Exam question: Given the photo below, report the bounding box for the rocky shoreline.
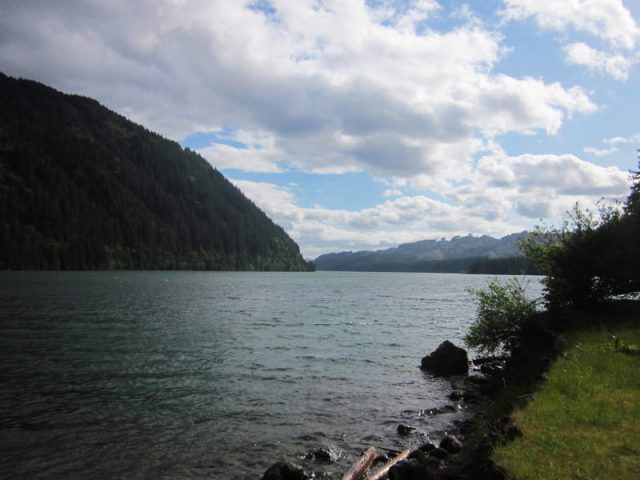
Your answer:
[262,317,558,480]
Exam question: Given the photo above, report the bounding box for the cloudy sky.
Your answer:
[2,0,639,259]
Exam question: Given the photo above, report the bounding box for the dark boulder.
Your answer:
[421,341,469,376]
[388,459,434,480]
[418,442,436,453]
[497,416,522,442]
[262,461,308,480]
[428,447,449,460]
[439,434,463,454]
[448,391,463,401]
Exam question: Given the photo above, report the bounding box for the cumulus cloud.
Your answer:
[196,131,284,172]
[583,146,619,157]
[564,42,635,80]
[232,147,630,257]
[0,0,597,181]
[604,133,640,145]
[464,148,630,222]
[232,179,525,258]
[475,147,629,193]
[501,0,639,49]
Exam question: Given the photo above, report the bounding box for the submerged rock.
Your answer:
[424,405,457,416]
[397,424,417,436]
[304,445,342,463]
[262,461,308,480]
[421,341,469,376]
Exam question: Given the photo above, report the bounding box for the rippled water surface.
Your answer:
[0,271,542,479]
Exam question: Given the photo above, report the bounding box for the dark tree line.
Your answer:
[467,256,539,275]
[522,158,640,310]
[0,73,313,271]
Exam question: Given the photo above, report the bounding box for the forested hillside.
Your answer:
[0,73,313,270]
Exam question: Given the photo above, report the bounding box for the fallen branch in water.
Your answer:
[341,447,377,480]
[365,449,410,480]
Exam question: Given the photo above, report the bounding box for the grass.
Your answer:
[493,318,640,479]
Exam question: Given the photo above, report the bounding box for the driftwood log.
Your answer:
[365,449,410,480]
[341,447,377,480]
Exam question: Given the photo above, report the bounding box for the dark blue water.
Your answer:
[0,272,542,479]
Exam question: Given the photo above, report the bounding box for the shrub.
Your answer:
[465,278,537,355]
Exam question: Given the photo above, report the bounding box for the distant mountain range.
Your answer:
[0,73,312,271]
[314,233,538,274]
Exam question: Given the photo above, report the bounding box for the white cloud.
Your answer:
[232,147,630,257]
[604,133,640,145]
[232,178,524,258]
[501,0,639,49]
[583,146,618,156]
[475,150,629,195]
[196,131,283,172]
[0,0,597,183]
[564,42,635,80]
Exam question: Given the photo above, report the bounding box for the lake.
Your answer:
[0,271,542,479]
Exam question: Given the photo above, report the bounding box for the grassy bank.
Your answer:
[493,313,640,479]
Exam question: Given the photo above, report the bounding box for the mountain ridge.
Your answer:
[314,232,536,273]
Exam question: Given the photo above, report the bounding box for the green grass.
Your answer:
[494,320,640,479]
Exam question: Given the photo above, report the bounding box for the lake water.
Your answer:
[0,271,542,479]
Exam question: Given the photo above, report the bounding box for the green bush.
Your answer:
[465,278,537,355]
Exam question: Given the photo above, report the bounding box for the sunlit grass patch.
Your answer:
[494,322,640,479]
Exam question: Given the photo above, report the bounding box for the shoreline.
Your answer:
[263,315,559,480]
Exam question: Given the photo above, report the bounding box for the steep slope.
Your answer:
[314,233,534,273]
[0,73,312,270]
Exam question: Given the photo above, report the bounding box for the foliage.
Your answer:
[0,73,314,271]
[493,320,640,479]
[520,198,637,311]
[465,278,538,355]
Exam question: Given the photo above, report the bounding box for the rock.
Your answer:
[448,391,463,401]
[388,459,434,480]
[409,449,429,463]
[418,442,436,453]
[453,419,475,435]
[373,452,390,466]
[425,405,457,416]
[420,341,469,376]
[428,447,449,460]
[462,392,480,403]
[497,416,522,442]
[439,434,463,454]
[422,455,442,471]
[304,446,341,463]
[397,424,416,436]
[262,461,308,480]
[480,361,504,376]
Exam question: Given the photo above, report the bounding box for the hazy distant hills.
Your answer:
[314,233,538,274]
[0,73,312,271]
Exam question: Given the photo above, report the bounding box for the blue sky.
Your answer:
[1,0,639,258]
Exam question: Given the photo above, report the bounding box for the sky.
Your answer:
[1,0,639,259]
